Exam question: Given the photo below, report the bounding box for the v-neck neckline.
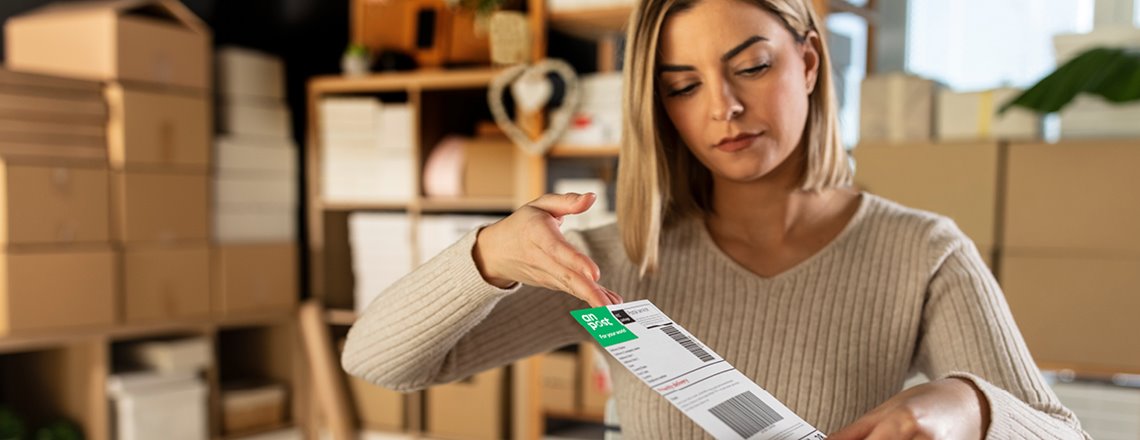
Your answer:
[692,191,873,283]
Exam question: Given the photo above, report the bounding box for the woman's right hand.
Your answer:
[473,192,623,308]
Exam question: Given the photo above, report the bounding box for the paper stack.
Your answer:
[349,213,414,313]
[321,97,415,203]
[108,337,212,440]
[213,47,298,243]
[560,72,623,147]
[418,215,502,265]
[859,73,938,143]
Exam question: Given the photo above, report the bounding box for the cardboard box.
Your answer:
[1004,141,1140,254]
[218,99,291,139]
[426,368,506,440]
[213,209,295,243]
[221,383,287,435]
[0,92,107,126]
[541,352,577,413]
[112,171,209,243]
[212,243,297,316]
[463,137,515,198]
[579,343,611,415]
[126,337,211,372]
[214,136,297,177]
[0,247,116,335]
[0,68,104,95]
[936,88,1039,141]
[1000,253,1140,372]
[121,244,210,323]
[214,173,296,208]
[860,73,937,143]
[0,158,110,246]
[5,0,211,90]
[216,46,285,101]
[105,83,210,170]
[347,374,405,431]
[853,142,1002,250]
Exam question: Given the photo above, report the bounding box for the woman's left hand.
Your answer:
[828,378,991,440]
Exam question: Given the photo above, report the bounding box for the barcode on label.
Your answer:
[708,391,784,439]
[660,324,714,362]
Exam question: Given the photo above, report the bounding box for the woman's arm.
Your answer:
[912,237,1090,439]
[342,193,616,392]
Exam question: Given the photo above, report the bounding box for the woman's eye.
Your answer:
[737,63,770,76]
[667,83,699,97]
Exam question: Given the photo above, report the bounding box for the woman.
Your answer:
[343,0,1089,437]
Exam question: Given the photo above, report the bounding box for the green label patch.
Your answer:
[571,306,638,347]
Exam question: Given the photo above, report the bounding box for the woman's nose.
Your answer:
[710,80,744,121]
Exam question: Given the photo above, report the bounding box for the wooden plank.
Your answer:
[548,145,621,158]
[310,68,501,94]
[298,301,355,440]
[548,6,632,40]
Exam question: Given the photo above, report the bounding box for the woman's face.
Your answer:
[657,0,819,184]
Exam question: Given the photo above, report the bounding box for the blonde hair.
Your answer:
[616,0,852,276]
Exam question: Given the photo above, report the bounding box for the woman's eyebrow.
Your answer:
[721,35,768,62]
[658,35,769,73]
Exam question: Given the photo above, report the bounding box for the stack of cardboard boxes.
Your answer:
[211,47,298,318]
[0,69,115,335]
[7,0,214,324]
[1000,141,1140,375]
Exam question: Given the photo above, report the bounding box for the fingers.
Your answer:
[537,255,610,307]
[528,192,597,219]
[829,414,878,440]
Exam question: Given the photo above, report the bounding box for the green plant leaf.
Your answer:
[999,47,1140,115]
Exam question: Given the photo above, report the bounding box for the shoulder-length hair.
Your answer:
[616,0,852,276]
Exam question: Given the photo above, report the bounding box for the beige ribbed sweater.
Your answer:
[342,193,1089,439]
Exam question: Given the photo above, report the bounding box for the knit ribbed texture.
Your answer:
[342,193,1089,438]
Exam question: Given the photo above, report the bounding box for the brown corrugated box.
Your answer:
[0,246,116,335]
[464,135,516,198]
[4,0,211,90]
[853,141,1002,253]
[111,170,209,243]
[221,382,287,435]
[121,243,210,323]
[211,243,297,317]
[426,367,506,440]
[1004,141,1140,254]
[347,374,405,432]
[579,343,610,415]
[0,157,110,246]
[0,68,107,160]
[105,83,210,170]
[541,351,577,413]
[1000,253,1140,373]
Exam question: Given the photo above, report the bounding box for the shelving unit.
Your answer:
[0,310,299,440]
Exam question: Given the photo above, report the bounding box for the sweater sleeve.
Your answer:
[914,233,1091,439]
[341,226,593,392]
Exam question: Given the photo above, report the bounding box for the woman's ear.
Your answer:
[801,30,821,95]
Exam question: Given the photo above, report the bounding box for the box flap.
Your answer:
[15,0,207,34]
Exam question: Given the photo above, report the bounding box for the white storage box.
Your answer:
[219,99,292,140]
[215,136,297,177]
[125,338,211,373]
[936,88,1040,141]
[217,46,285,100]
[214,209,296,243]
[108,372,208,440]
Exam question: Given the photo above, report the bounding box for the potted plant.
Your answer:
[1001,47,1140,115]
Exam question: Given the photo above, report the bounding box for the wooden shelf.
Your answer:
[548,144,620,158]
[321,200,412,212]
[544,409,606,424]
[0,310,296,355]
[420,197,517,213]
[310,68,503,94]
[549,6,633,40]
[325,308,359,326]
[219,423,296,440]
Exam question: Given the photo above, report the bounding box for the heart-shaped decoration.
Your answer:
[510,69,553,113]
[488,59,580,155]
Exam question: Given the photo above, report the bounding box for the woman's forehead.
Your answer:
[658,0,785,60]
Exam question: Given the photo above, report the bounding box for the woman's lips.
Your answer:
[714,133,761,152]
